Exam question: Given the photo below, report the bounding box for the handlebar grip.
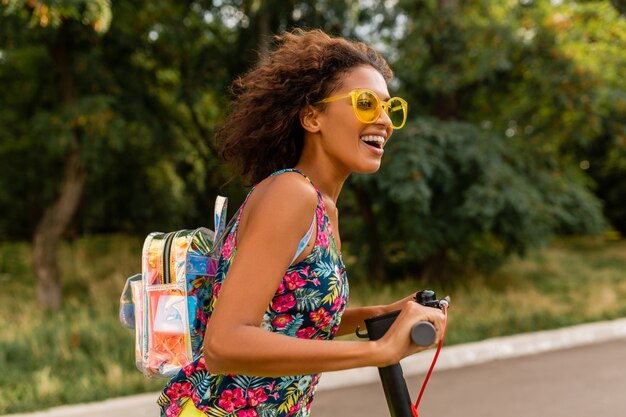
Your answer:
[411,321,436,346]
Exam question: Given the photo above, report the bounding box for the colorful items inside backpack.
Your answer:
[119,196,229,378]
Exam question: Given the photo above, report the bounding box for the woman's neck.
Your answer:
[294,162,347,204]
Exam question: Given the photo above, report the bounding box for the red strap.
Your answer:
[412,305,448,417]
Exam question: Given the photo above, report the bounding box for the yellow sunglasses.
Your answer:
[317,88,408,129]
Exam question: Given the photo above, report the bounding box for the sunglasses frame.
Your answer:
[316,88,408,129]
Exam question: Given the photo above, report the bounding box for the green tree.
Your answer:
[1,0,113,309]
[344,0,620,281]
[0,0,364,309]
[550,1,626,233]
[350,118,605,281]
[0,1,232,308]
[3,0,620,293]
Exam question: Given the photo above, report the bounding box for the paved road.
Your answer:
[313,338,626,417]
[7,319,626,417]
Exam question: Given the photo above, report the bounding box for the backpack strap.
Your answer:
[214,196,228,238]
[211,196,240,256]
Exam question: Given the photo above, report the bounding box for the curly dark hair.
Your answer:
[217,28,393,185]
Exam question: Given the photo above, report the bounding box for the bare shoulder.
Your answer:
[240,171,318,237]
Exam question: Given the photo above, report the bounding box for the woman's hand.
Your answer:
[384,293,423,313]
[374,299,446,367]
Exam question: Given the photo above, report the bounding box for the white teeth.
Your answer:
[360,135,385,144]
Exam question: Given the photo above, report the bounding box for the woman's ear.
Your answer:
[300,105,322,133]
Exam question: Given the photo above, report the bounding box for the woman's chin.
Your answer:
[353,160,382,175]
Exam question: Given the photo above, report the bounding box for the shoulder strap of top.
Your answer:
[269,168,315,188]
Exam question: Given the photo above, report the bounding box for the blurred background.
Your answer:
[0,0,625,414]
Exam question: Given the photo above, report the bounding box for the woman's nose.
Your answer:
[376,104,393,129]
[373,110,393,141]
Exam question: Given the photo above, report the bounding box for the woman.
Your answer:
[158,28,445,417]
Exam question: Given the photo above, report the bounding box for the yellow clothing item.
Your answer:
[180,400,206,417]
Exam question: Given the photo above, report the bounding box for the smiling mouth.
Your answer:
[360,135,385,149]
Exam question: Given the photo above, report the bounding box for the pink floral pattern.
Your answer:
[158,169,349,417]
[218,388,247,412]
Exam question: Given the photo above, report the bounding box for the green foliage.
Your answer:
[350,117,606,276]
[381,0,625,235]
[0,0,364,238]
[2,0,111,33]
[337,0,623,279]
[0,40,61,237]
[613,0,626,15]
[0,0,623,279]
[385,0,614,146]
[0,1,229,237]
[550,1,626,233]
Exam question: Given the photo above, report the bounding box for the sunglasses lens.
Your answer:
[388,98,407,129]
[354,91,379,123]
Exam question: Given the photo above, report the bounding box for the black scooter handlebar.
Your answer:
[356,310,436,346]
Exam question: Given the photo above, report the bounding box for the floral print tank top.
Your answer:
[158,169,349,417]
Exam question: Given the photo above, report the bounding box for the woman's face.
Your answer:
[315,65,394,175]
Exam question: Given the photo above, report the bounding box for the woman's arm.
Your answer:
[334,294,419,337]
[203,174,445,377]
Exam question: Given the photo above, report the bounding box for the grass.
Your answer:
[1,235,625,413]
[0,236,163,414]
